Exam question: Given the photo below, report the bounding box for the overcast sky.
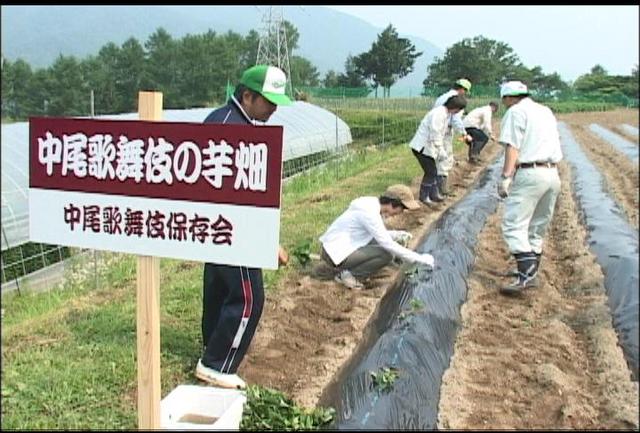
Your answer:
[325,5,639,82]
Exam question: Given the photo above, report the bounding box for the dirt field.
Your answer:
[239,109,639,428]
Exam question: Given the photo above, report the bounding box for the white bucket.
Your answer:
[160,384,246,430]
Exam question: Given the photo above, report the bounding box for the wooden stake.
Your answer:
[136,91,163,430]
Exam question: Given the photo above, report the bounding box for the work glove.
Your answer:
[437,148,448,162]
[497,175,513,198]
[416,253,435,268]
[391,230,412,246]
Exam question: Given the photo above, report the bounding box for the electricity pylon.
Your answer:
[256,6,294,98]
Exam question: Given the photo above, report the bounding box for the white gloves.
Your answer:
[416,253,435,268]
[391,230,412,246]
[437,147,448,161]
[498,175,513,198]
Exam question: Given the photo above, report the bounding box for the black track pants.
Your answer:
[201,263,264,374]
[465,127,489,158]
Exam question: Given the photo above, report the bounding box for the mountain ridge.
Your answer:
[1,5,443,95]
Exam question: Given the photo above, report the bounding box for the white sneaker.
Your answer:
[334,270,364,290]
[195,359,246,389]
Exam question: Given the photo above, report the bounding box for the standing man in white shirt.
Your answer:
[409,95,468,204]
[432,78,474,196]
[497,81,563,295]
[463,101,498,163]
[319,184,435,289]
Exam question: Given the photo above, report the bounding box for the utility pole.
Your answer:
[90,90,95,117]
[256,6,294,98]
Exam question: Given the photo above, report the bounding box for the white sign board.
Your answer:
[29,117,284,269]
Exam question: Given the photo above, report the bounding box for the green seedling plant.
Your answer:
[399,298,425,323]
[409,298,424,312]
[240,385,335,431]
[291,239,313,267]
[370,367,400,393]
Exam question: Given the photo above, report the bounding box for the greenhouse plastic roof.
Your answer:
[1,101,351,250]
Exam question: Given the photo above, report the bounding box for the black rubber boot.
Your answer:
[418,180,431,205]
[507,252,542,277]
[428,182,444,202]
[500,252,538,295]
[419,180,431,204]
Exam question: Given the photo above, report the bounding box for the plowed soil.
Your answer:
[239,109,639,429]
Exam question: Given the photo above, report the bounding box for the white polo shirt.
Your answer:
[409,105,450,159]
[434,89,465,135]
[499,97,563,164]
[463,105,493,136]
[319,197,425,266]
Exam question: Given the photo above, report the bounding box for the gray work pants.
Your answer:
[502,166,561,254]
[321,239,393,279]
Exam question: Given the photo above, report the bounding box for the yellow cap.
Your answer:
[455,78,472,91]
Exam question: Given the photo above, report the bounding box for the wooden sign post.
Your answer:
[136,91,163,429]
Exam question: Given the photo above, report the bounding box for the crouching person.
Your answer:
[319,184,435,289]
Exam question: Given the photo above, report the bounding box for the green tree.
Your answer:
[92,42,121,114]
[590,64,608,76]
[423,35,570,97]
[283,20,300,53]
[1,58,34,118]
[323,70,340,88]
[354,24,421,98]
[290,55,320,89]
[115,37,147,112]
[573,64,638,99]
[47,54,89,116]
[144,28,179,102]
[353,51,376,94]
[424,35,520,90]
[241,30,260,69]
[208,30,246,105]
[173,33,208,107]
[337,55,368,88]
[29,68,53,116]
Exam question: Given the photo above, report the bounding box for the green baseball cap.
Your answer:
[239,65,293,106]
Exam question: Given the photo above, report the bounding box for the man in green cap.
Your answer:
[196,65,292,389]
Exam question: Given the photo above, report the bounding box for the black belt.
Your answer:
[517,161,557,169]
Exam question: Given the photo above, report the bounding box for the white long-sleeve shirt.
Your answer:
[319,197,425,266]
[409,105,450,159]
[463,105,493,136]
[434,89,465,135]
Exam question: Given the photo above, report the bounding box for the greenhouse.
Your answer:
[0,101,352,290]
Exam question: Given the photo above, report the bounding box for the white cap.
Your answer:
[500,81,529,98]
